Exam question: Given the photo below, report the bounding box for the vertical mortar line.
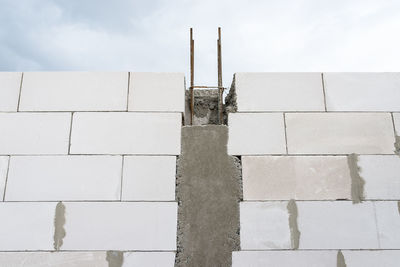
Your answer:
[119,156,125,201]
[2,156,11,201]
[283,113,289,154]
[126,72,131,111]
[372,201,382,249]
[67,112,74,155]
[321,72,327,112]
[391,112,397,135]
[17,72,24,112]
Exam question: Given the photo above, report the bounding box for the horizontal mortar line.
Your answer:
[241,200,400,202]
[0,111,184,114]
[2,154,181,157]
[234,153,397,156]
[0,250,177,253]
[1,200,178,203]
[238,249,400,251]
[232,111,400,114]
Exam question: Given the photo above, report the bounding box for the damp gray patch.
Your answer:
[337,250,347,267]
[347,153,365,204]
[53,201,66,250]
[287,199,300,249]
[106,251,123,267]
[394,135,400,155]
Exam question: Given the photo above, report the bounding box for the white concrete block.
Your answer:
[0,72,21,111]
[0,113,71,155]
[0,252,108,267]
[242,156,351,200]
[62,202,177,250]
[297,201,379,249]
[5,156,122,201]
[394,113,400,135]
[234,72,325,111]
[0,156,8,201]
[232,251,336,267]
[70,112,181,155]
[286,113,395,154]
[123,252,175,267]
[129,72,185,112]
[228,113,286,155]
[342,250,400,267]
[122,156,176,201]
[374,201,400,249]
[240,202,291,249]
[19,72,128,111]
[0,202,56,250]
[358,155,400,200]
[324,73,400,111]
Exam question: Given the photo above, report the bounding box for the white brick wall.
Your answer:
[234,73,325,111]
[5,156,122,201]
[0,113,71,155]
[394,113,400,134]
[0,157,8,201]
[286,113,395,154]
[240,202,291,249]
[297,201,379,249]
[324,73,400,112]
[0,72,21,112]
[374,201,400,249]
[232,251,336,267]
[62,202,177,250]
[228,113,286,155]
[242,156,351,200]
[19,72,129,111]
[128,72,185,112]
[342,250,400,267]
[70,112,181,155]
[123,252,175,267]
[122,156,176,201]
[0,202,56,250]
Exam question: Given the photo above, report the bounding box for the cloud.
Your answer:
[0,0,400,86]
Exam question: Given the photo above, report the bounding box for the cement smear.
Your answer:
[287,199,300,249]
[394,135,400,155]
[175,126,242,267]
[53,201,66,250]
[184,90,220,125]
[347,154,365,204]
[337,250,347,267]
[106,251,123,267]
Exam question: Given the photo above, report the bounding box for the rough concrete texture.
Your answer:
[54,202,66,250]
[337,250,347,267]
[395,135,400,155]
[175,126,242,267]
[287,199,300,249]
[347,154,365,204]
[106,251,123,267]
[184,90,220,125]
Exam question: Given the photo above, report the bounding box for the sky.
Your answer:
[1,0,400,86]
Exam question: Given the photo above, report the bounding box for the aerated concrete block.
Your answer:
[358,155,400,200]
[70,112,181,155]
[0,72,21,112]
[122,156,176,201]
[0,113,71,155]
[128,72,185,112]
[62,202,177,250]
[324,73,400,111]
[234,73,325,111]
[232,251,336,267]
[0,252,108,267]
[0,156,8,200]
[19,72,128,111]
[228,113,286,155]
[123,252,176,267]
[5,156,122,201]
[286,113,395,154]
[342,250,400,267]
[374,201,400,249]
[0,202,56,250]
[240,202,291,249]
[242,156,351,200]
[297,201,379,249]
